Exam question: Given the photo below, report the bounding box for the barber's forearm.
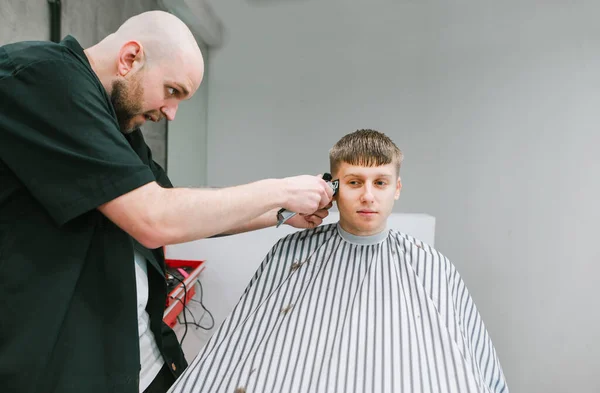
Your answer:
[217,208,279,235]
[99,174,330,248]
[148,180,283,246]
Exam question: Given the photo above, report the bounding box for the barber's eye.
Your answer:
[167,87,176,96]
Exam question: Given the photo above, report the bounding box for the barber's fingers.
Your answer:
[281,175,331,214]
[315,176,334,207]
[303,214,323,228]
[313,202,332,218]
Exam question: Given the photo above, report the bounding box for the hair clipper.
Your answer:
[276,173,339,228]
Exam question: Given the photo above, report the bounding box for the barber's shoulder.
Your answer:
[1,40,96,89]
[0,40,50,78]
[2,40,66,71]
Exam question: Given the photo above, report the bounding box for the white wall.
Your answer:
[201,1,600,392]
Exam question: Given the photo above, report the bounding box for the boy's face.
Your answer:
[333,162,401,236]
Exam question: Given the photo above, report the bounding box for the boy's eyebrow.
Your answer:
[343,173,393,179]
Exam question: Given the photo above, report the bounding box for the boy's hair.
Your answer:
[329,129,403,176]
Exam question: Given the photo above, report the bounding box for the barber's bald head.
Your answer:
[111,11,202,66]
[85,11,204,133]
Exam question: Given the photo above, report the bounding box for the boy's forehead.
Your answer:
[334,162,397,177]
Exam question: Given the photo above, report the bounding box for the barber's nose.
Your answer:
[161,103,179,121]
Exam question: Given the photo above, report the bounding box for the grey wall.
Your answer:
[0,1,48,43]
[167,39,209,187]
[204,1,600,392]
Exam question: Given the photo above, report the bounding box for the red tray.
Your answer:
[163,259,206,328]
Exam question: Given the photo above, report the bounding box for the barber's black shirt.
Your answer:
[0,36,186,393]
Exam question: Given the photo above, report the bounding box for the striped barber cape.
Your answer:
[168,223,508,393]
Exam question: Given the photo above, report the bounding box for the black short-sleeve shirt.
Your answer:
[0,36,186,393]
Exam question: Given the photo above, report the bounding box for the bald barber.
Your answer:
[0,11,333,393]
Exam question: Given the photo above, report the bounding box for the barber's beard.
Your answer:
[110,79,144,134]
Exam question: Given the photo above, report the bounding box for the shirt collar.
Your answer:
[60,35,89,64]
[336,222,389,245]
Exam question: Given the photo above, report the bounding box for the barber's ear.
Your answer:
[394,177,402,200]
[117,41,145,77]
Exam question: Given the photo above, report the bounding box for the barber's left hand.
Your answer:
[285,202,333,229]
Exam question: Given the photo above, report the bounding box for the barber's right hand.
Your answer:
[280,174,334,215]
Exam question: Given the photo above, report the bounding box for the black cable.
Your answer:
[175,281,215,331]
[177,309,211,330]
[177,306,198,325]
[168,273,188,346]
[189,281,215,330]
[168,272,216,348]
[177,294,202,327]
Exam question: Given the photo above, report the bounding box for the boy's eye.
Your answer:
[376,181,387,186]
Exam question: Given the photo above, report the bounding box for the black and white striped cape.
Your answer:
[169,223,508,393]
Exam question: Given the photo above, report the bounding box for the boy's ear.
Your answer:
[394,177,402,200]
